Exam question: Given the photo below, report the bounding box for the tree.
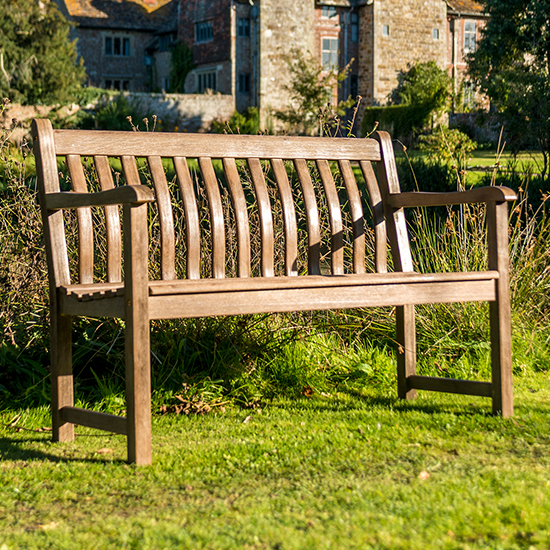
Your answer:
[0,0,85,105]
[389,61,451,126]
[468,0,550,179]
[274,49,355,136]
[169,41,194,94]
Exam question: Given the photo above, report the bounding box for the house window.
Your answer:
[105,36,130,56]
[238,17,250,37]
[463,81,476,110]
[104,79,130,91]
[238,73,250,94]
[159,34,175,51]
[195,20,213,43]
[321,6,337,19]
[322,37,339,70]
[382,25,390,37]
[351,13,359,42]
[464,21,477,52]
[433,28,440,40]
[197,70,216,92]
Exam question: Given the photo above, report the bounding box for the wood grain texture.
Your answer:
[223,158,251,277]
[294,159,321,275]
[359,160,387,273]
[148,156,176,280]
[173,157,201,279]
[61,407,127,435]
[271,159,298,276]
[390,187,518,208]
[248,158,274,277]
[66,155,94,284]
[339,160,366,274]
[487,201,514,417]
[376,132,414,272]
[53,129,382,161]
[199,157,225,279]
[44,186,155,210]
[317,160,344,275]
[94,155,122,283]
[123,202,152,465]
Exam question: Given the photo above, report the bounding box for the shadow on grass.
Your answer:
[0,431,127,465]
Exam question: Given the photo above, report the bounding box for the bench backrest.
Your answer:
[32,119,413,288]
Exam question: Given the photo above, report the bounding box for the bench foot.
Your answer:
[396,305,417,400]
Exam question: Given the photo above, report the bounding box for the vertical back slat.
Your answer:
[94,155,122,283]
[375,132,413,272]
[339,160,366,274]
[173,157,201,279]
[222,158,251,278]
[66,155,94,284]
[271,159,298,276]
[247,158,274,277]
[316,160,344,275]
[294,159,321,276]
[359,160,387,273]
[148,156,176,280]
[199,157,225,279]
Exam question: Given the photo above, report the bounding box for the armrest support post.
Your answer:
[487,200,514,417]
[123,201,152,464]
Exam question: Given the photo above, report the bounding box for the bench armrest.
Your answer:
[44,185,155,211]
[388,186,517,209]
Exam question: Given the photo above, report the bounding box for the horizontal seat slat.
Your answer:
[59,271,499,300]
[148,279,497,319]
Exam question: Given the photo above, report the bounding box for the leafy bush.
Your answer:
[212,107,261,135]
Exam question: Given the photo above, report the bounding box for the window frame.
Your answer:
[321,37,339,70]
[195,20,213,43]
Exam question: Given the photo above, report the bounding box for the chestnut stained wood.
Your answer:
[32,118,516,466]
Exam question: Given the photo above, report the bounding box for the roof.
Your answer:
[56,0,177,31]
[446,0,485,16]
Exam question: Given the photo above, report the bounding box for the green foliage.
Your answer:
[212,107,261,135]
[361,104,435,141]
[169,41,194,93]
[92,94,152,131]
[274,48,356,135]
[418,126,478,178]
[467,0,550,179]
[366,61,452,141]
[0,0,85,105]
[390,61,451,113]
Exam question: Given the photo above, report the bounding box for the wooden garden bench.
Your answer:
[32,118,515,465]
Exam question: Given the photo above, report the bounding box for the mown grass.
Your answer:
[2,371,550,549]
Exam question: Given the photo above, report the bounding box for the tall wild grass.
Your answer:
[1,117,549,411]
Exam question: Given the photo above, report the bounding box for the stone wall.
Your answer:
[127,92,236,131]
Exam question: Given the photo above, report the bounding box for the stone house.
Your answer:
[54,0,177,92]
[177,0,485,130]
[54,0,486,130]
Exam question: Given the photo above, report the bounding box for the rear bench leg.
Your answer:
[396,304,417,400]
[51,312,74,442]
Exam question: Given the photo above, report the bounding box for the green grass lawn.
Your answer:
[2,371,550,550]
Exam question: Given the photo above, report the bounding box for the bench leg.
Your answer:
[125,315,152,465]
[396,305,417,400]
[51,312,74,442]
[124,202,152,465]
[488,201,513,417]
